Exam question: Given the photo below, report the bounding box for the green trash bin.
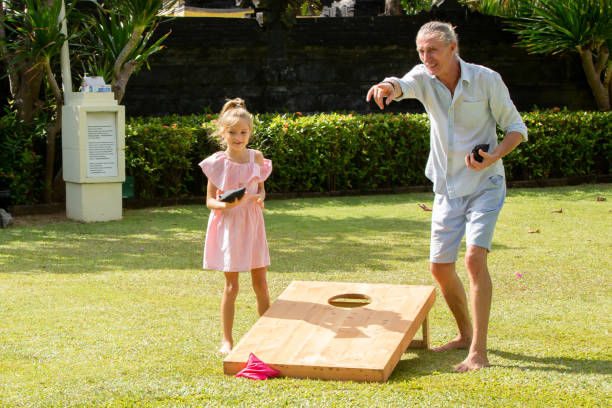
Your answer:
[122,176,135,199]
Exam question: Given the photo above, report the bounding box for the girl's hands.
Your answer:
[248,193,265,210]
[222,192,248,210]
[220,192,265,210]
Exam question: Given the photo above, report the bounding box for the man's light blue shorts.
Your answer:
[430,175,506,263]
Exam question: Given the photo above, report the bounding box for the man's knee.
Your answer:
[430,262,456,282]
[465,246,489,278]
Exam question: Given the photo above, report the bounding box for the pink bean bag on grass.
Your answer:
[234,353,280,380]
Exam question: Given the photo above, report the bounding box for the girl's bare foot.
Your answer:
[433,336,472,352]
[217,340,232,356]
[454,351,490,372]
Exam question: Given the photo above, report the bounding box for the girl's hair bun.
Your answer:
[221,98,247,115]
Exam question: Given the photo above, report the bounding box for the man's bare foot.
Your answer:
[454,351,490,372]
[217,340,232,356]
[433,336,472,352]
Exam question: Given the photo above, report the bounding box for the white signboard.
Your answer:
[87,112,118,178]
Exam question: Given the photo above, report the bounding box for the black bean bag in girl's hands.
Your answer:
[220,187,246,203]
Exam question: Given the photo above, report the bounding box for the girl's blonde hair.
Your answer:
[214,98,253,146]
[417,21,460,57]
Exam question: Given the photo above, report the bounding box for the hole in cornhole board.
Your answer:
[328,293,372,308]
[224,281,435,382]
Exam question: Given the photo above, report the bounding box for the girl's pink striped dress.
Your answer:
[199,149,272,272]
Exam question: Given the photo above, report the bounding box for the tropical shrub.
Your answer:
[0,103,46,204]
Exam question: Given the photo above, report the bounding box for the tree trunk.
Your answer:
[384,0,402,16]
[113,26,145,82]
[42,59,64,203]
[111,26,145,104]
[43,121,61,203]
[13,64,44,123]
[0,1,45,124]
[112,60,138,104]
[605,64,612,109]
[578,49,610,111]
[0,2,19,99]
[52,167,65,202]
[609,72,612,107]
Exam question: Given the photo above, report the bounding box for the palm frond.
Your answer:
[508,0,612,55]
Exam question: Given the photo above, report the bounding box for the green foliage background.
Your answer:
[2,109,610,204]
[123,110,611,200]
[0,103,46,204]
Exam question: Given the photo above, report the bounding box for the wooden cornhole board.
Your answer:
[224,281,436,382]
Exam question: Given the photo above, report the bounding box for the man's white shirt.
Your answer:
[385,58,527,199]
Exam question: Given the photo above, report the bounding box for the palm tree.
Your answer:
[0,0,177,202]
[82,0,177,103]
[506,0,612,110]
[1,0,78,202]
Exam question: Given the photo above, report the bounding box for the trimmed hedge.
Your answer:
[124,109,611,199]
[252,113,431,193]
[2,108,610,204]
[506,110,611,180]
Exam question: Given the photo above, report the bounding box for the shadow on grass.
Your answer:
[268,213,432,274]
[266,193,435,210]
[0,205,433,275]
[390,349,467,380]
[489,349,612,375]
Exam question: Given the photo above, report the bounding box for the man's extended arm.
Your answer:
[366,76,408,109]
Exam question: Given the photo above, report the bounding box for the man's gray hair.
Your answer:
[417,21,460,57]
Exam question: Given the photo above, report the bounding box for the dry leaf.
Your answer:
[551,208,562,213]
[527,229,540,234]
[418,203,432,212]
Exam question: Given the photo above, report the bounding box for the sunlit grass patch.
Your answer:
[0,184,610,407]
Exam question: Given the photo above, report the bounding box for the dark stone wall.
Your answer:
[0,5,595,116]
[120,8,593,116]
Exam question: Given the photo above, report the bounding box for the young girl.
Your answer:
[199,98,273,356]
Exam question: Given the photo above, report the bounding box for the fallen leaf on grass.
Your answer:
[596,196,606,201]
[418,203,432,212]
[527,229,540,233]
[551,208,562,213]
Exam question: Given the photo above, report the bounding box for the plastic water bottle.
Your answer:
[81,75,90,93]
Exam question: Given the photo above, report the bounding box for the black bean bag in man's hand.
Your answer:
[472,144,490,163]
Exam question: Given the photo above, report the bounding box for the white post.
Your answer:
[59,0,126,222]
[59,0,72,104]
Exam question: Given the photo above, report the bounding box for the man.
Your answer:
[366,21,527,372]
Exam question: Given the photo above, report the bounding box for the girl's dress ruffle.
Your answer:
[199,151,272,194]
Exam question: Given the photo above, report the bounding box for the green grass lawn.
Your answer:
[1,184,610,407]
